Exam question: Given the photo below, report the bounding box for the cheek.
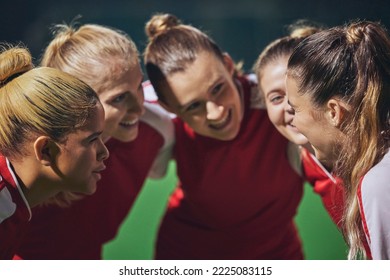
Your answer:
[292,114,307,133]
[182,114,205,132]
[267,106,284,127]
[103,107,123,125]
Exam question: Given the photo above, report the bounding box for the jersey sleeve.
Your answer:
[141,101,175,179]
[301,147,345,227]
[358,153,390,259]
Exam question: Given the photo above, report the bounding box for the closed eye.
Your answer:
[86,132,103,144]
[211,83,223,96]
[112,93,127,103]
[185,101,202,112]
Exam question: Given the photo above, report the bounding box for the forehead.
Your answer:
[81,102,105,130]
[164,52,226,106]
[64,103,104,143]
[98,62,143,96]
[286,76,299,97]
[260,58,288,91]
[96,58,142,91]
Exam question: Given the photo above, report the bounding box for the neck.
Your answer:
[10,158,61,207]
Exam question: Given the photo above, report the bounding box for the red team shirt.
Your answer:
[155,76,305,259]
[16,101,174,259]
[0,156,31,259]
[301,147,345,227]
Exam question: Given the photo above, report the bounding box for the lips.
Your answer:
[94,164,106,174]
[208,109,232,130]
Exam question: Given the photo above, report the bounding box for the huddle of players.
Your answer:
[1,13,389,260]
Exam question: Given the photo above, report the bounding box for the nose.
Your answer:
[97,138,110,162]
[129,100,145,115]
[284,101,295,115]
[127,93,145,116]
[206,101,224,120]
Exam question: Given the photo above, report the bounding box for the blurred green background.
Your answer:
[103,161,348,260]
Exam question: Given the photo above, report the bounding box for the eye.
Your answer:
[211,83,223,96]
[185,101,202,112]
[268,92,285,105]
[270,95,284,104]
[89,136,99,143]
[112,94,127,103]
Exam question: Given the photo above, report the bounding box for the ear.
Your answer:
[33,136,58,166]
[326,98,348,127]
[222,53,235,76]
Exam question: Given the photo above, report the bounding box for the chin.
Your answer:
[218,129,239,141]
[292,136,309,146]
[82,184,98,195]
[117,132,139,142]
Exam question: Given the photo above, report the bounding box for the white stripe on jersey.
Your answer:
[6,158,31,221]
[142,80,158,102]
[141,101,175,179]
[0,187,16,223]
[360,150,390,259]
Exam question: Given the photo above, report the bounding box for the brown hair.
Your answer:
[144,13,225,103]
[287,20,390,259]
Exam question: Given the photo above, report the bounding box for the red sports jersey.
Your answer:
[16,101,174,259]
[300,147,345,227]
[155,76,305,259]
[0,156,31,259]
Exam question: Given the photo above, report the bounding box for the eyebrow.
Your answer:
[266,88,284,98]
[86,131,103,141]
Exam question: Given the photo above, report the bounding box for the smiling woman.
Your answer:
[143,13,306,260]
[0,44,108,259]
[253,21,346,233]
[286,20,390,259]
[16,22,174,260]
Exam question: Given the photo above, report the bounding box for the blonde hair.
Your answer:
[0,44,99,158]
[41,23,139,94]
[254,20,323,84]
[0,44,99,207]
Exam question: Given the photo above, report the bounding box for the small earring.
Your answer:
[381,129,390,141]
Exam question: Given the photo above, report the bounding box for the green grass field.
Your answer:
[103,161,348,260]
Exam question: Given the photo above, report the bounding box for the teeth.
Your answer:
[121,118,138,126]
[210,113,229,127]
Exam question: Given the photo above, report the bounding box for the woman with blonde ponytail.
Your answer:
[254,21,346,229]
[286,20,390,259]
[0,44,108,259]
[16,22,174,260]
